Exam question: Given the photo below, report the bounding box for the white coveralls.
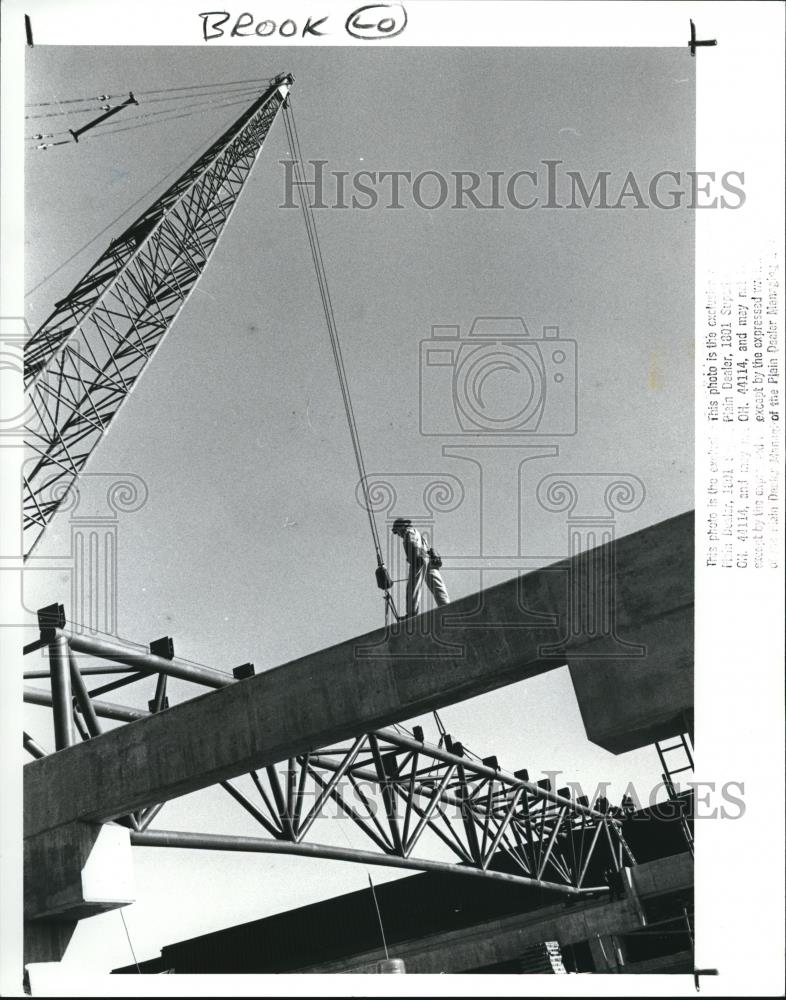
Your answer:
[401,526,450,617]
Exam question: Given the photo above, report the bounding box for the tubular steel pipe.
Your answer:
[307,753,471,815]
[400,764,457,859]
[151,672,168,714]
[24,685,148,723]
[308,751,586,826]
[139,802,166,831]
[48,635,75,750]
[376,728,607,820]
[130,829,607,897]
[23,731,47,759]
[73,709,90,741]
[60,630,232,689]
[24,665,140,678]
[69,651,103,737]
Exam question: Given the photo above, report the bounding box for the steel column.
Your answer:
[48,635,75,750]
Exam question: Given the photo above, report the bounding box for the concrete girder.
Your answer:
[24,511,693,840]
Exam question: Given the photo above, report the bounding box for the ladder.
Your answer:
[655,732,694,855]
[656,732,694,798]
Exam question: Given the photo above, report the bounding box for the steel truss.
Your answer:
[23,76,292,558]
[24,606,635,895]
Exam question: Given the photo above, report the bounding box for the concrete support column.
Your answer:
[588,933,624,972]
[24,821,135,966]
[24,919,77,967]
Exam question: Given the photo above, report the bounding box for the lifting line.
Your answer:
[281,97,399,621]
[24,77,275,110]
[27,91,268,150]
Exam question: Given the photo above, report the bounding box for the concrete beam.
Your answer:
[25,512,693,838]
[296,853,692,974]
[630,850,693,899]
[24,820,134,967]
[567,510,694,753]
[24,821,134,921]
[300,894,641,974]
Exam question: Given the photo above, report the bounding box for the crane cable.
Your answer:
[25,93,266,149]
[283,98,467,746]
[281,97,398,613]
[25,83,268,121]
[24,76,276,110]
[27,92,263,145]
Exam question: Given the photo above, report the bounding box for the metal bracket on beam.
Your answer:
[37,603,65,643]
[149,636,174,660]
[232,662,256,680]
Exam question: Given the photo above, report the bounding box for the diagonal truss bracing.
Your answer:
[212,729,634,893]
[24,613,636,894]
[23,76,292,558]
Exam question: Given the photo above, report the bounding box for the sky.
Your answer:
[23,45,694,971]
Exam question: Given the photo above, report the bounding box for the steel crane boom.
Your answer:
[23,74,293,558]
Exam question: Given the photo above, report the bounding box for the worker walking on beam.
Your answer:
[392,518,450,618]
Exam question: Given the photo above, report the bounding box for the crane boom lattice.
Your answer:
[23,76,293,558]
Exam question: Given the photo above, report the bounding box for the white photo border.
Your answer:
[1,1,783,996]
